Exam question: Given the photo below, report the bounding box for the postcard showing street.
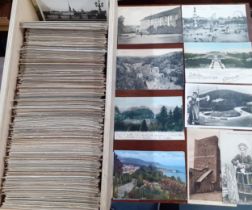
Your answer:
[113,150,186,200]
[116,48,184,90]
[118,6,183,44]
[185,83,252,130]
[182,4,249,42]
[114,97,184,140]
[184,42,252,84]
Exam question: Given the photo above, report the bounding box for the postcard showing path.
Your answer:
[113,150,186,200]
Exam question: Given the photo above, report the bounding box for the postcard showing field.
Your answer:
[116,49,184,90]
[114,97,184,140]
[182,4,249,42]
[184,42,252,84]
[113,150,186,200]
[185,83,252,130]
[118,6,183,44]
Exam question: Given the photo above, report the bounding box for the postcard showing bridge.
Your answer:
[114,97,184,140]
[113,150,186,200]
[185,83,252,130]
[184,42,252,84]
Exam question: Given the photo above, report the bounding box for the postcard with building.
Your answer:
[113,150,186,200]
[182,4,249,42]
[118,6,183,44]
[184,42,252,84]
[116,48,184,90]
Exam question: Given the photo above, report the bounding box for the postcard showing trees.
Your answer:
[115,97,184,140]
[113,150,186,200]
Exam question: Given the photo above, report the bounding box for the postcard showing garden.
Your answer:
[113,150,186,200]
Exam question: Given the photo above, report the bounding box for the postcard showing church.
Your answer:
[117,6,183,44]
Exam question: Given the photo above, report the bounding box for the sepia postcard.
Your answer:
[116,48,184,90]
[118,6,183,44]
[115,96,184,140]
[113,150,186,200]
[182,4,249,42]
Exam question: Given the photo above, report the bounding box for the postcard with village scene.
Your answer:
[115,97,184,140]
[187,128,222,204]
[185,83,252,130]
[36,0,107,21]
[182,4,249,42]
[220,131,252,205]
[184,42,252,84]
[113,150,186,200]
[116,48,184,90]
[118,6,183,44]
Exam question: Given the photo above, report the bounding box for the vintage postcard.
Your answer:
[118,6,183,44]
[187,128,222,204]
[185,83,252,130]
[113,150,186,200]
[182,4,249,42]
[115,96,184,140]
[220,131,252,204]
[184,42,252,84]
[116,48,184,90]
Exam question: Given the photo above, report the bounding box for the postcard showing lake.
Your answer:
[184,42,252,84]
[113,150,186,200]
[116,48,184,90]
[114,97,184,140]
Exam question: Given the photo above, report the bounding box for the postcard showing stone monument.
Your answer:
[220,131,252,205]
[113,150,186,200]
[182,4,249,42]
[118,6,183,44]
[36,0,107,21]
[184,42,252,84]
[114,96,184,140]
[185,83,252,130]
[187,128,222,204]
[116,48,184,90]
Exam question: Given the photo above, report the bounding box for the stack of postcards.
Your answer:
[1,22,107,210]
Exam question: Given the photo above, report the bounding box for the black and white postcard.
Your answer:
[184,42,252,84]
[36,0,107,21]
[182,4,249,42]
[220,131,252,204]
[185,83,252,130]
[115,96,184,140]
[118,6,183,44]
[116,48,184,90]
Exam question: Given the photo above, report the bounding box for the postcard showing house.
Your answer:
[185,83,252,130]
[182,4,249,42]
[116,48,184,90]
[184,42,252,84]
[118,6,183,44]
[113,150,186,200]
[114,97,184,140]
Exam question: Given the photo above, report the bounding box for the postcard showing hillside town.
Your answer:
[113,150,186,200]
[187,128,222,204]
[116,49,184,90]
[182,4,249,42]
[184,42,252,84]
[36,0,107,21]
[220,131,252,205]
[118,6,183,44]
[114,97,184,140]
[185,83,252,130]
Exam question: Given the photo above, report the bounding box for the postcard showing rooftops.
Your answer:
[182,4,249,42]
[113,150,186,200]
[184,42,252,84]
[116,48,184,90]
[36,0,107,21]
[185,83,252,130]
[114,97,184,140]
[117,6,183,44]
